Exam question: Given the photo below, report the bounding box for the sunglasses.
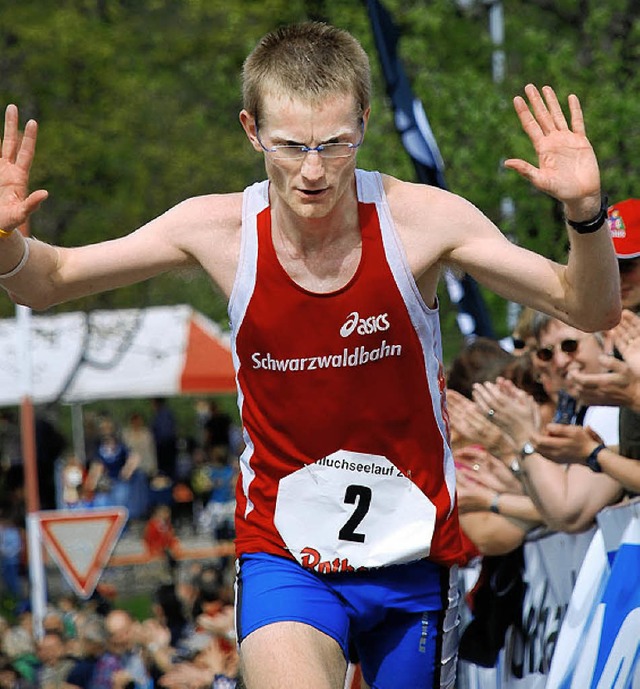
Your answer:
[535,338,580,362]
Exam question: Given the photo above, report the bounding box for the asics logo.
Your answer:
[340,311,390,338]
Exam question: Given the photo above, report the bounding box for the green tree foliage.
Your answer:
[2,0,640,357]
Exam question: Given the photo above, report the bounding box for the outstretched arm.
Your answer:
[439,85,620,332]
[507,85,620,330]
[0,105,242,309]
[0,104,185,307]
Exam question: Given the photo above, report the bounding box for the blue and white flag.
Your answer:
[365,0,494,339]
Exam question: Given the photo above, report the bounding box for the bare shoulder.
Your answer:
[164,192,243,245]
[380,174,498,273]
[152,191,244,296]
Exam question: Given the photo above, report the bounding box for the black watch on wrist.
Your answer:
[585,444,606,473]
[566,196,608,234]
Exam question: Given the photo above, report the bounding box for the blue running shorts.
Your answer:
[236,553,459,688]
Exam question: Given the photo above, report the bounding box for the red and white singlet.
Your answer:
[228,170,464,572]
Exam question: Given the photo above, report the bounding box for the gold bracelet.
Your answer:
[0,228,14,239]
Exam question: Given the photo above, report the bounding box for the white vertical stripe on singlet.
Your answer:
[355,170,457,515]
[228,180,270,518]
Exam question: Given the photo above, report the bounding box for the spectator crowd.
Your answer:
[0,558,238,688]
[0,397,241,617]
[450,199,640,557]
[447,198,640,670]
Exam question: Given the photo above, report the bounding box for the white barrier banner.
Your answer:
[458,500,640,689]
[598,499,640,557]
[547,500,640,689]
[500,528,594,688]
[545,529,609,688]
[459,529,593,688]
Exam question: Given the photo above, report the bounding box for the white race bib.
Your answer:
[274,449,436,572]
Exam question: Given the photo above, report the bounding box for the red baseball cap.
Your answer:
[608,199,640,259]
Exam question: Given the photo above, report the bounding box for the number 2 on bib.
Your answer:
[274,449,437,570]
[338,485,372,543]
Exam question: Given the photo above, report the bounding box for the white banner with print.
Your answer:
[459,528,593,689]
[459,498,640,689]
[546,499,640,689]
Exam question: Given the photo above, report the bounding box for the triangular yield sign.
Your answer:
[38,508,128,599]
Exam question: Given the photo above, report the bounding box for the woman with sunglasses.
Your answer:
[545,309,640,496]
[473,313,623,534]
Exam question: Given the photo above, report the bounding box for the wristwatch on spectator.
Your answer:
[584,444,606,473]
[489,493,501,514]
[519,441,535,462]
[509,455,523,478]
[508,441,534,477]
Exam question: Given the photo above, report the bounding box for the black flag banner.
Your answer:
[365,0,495,339]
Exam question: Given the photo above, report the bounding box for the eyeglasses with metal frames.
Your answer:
[255,121,364,160]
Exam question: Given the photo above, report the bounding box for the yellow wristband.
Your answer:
[0,228,14,239]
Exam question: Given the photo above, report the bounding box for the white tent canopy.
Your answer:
[0,305,236,406]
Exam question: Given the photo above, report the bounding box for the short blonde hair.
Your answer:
[242,22,371,120]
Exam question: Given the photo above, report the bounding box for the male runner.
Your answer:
[0,21,620,689]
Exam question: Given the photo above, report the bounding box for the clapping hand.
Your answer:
[446,389,515,458]
[567,309,640,408]
[534,423,604,464]
[471,378,540,451]
[613,309,640,375]
[455,446,523,511]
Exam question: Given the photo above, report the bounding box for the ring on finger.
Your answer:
[487,408,495,418]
